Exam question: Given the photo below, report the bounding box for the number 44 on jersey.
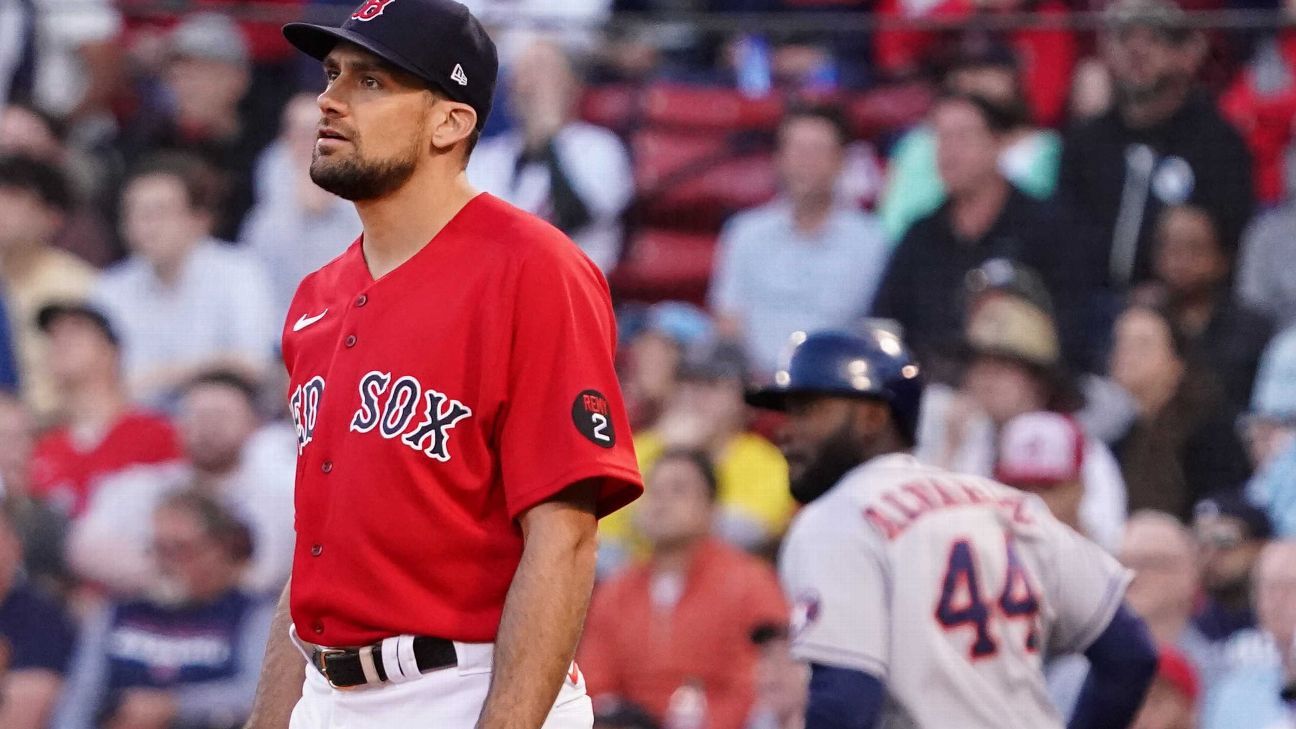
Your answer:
[936,536,1041,660]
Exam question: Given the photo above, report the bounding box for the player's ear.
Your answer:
[429,98,478,155]
[851,400,892,439]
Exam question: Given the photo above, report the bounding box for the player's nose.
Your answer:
[317,86,347,118]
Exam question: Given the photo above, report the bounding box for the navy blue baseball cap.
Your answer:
[283,0,498,129]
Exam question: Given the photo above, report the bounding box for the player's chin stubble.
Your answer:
[789,420,867,505]
[310,142,420,202]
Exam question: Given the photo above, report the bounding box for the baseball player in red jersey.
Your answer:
[242,2,644,728]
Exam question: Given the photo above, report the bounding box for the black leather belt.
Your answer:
[311,636,458,689]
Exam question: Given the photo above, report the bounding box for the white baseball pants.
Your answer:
[287,640,593,729]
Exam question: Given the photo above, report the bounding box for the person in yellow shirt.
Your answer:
[599,340,792,572]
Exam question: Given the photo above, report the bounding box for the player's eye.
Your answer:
[361,76,381,89]
[324,68,340,83]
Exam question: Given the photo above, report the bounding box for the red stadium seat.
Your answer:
[579,84,641,133]
[631,130,778,229]
[633,131,731,189]
[845,82,936,141]
[642,83,785,131]
[610,228,720,305]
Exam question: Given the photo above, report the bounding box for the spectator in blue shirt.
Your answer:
[0,504,77,729]
[1203,540,1296,729]
[709,103,890,377]
[55,490,274,729]
[1246,327,1296,538]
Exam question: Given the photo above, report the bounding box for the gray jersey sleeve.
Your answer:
[1039,519,1133,656]
[782,508,891,678]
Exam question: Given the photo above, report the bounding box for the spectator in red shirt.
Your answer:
[580,450,789,729]
[26,302,181,519]
[1220,32,1296,206]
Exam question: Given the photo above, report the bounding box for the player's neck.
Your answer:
[354,169,479,280]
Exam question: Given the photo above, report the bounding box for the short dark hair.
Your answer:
[124,151,222,215]
[463,127,481,162]
[653,448,720,502]
[934,92,1019,135]
[780,102,852,147]
[948,40,1021,76]
[0,154,72,212]
[36,301,120,347]
[157,489,255,563]
[944,43,1032,128]
[183,368,261,409]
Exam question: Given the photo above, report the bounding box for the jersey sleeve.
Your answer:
[782,510,891,678]
[1038,516,1133,655]
[497,241,643,521]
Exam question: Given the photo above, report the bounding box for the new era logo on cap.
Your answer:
[451,63,468,86]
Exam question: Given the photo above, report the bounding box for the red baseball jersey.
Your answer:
[282,193,643,647]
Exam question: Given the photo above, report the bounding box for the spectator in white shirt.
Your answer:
[468,38,632,273]
[709,103,889,377]
[92,152,276,407]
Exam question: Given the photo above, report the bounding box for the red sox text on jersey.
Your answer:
[290,373,473,461]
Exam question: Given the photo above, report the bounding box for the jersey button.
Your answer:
[311,544,323,557]
[321,460,333,473]
[312,621,324,635]
[345,334,357,348]
[356,294,368,307]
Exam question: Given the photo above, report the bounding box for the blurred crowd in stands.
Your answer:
[3,0,1296,726]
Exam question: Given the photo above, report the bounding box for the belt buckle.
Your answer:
[316,648,356,691]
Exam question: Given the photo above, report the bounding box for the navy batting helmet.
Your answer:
[745,328,925,443]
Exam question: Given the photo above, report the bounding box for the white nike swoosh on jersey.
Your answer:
[293,310,328,332]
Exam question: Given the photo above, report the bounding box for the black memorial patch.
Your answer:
[572,390,615,448]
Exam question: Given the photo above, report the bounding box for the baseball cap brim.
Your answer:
[283,23,441,95]
[744,387,791,411]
